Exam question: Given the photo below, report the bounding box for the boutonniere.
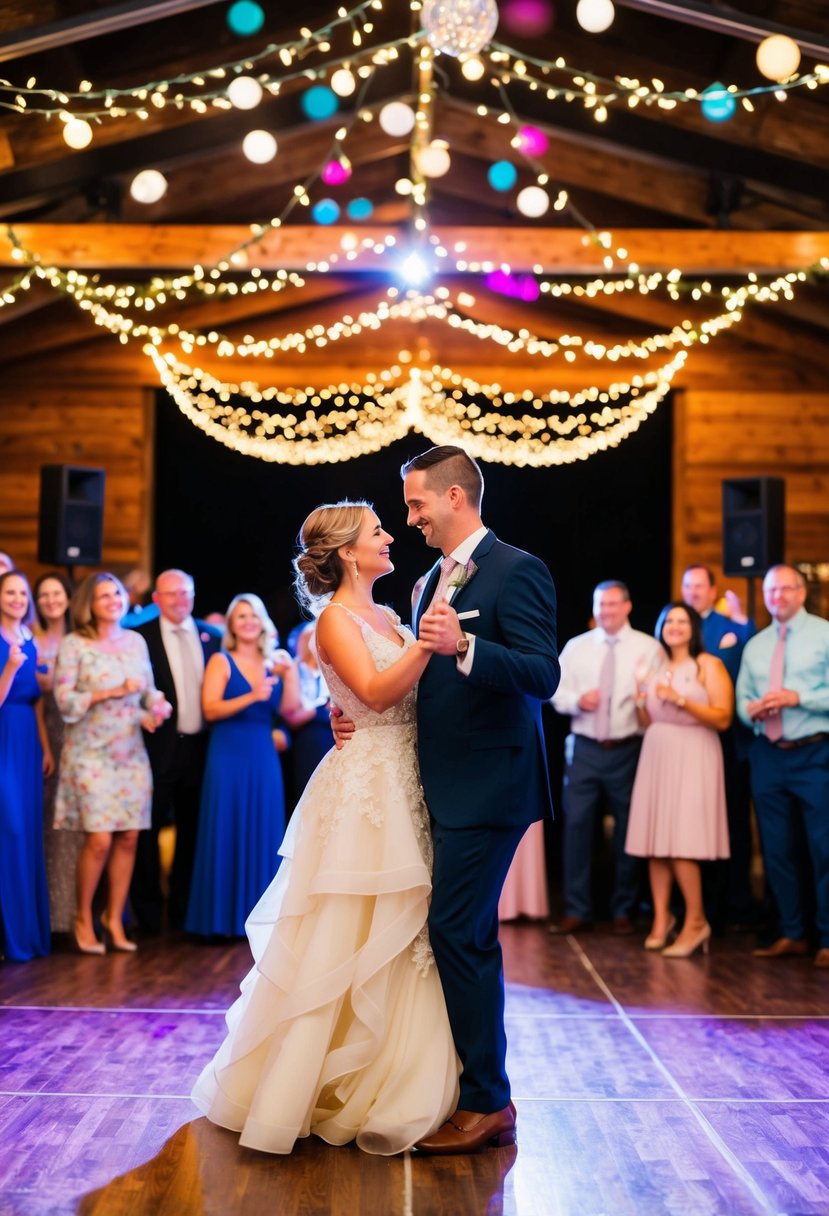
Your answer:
[449,559,477,591]
[199,631,211,643]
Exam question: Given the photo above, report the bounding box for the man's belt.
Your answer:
[770,732,829,751]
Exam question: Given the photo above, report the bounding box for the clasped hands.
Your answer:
[746,688,800,721]
[417,600,464,655]
[141,689,173,732]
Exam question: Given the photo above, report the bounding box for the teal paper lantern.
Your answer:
[700,82,736,123]
[487,160,518,192]
[312,198,340,225]
[302,86,339,122]
[226,1,264,37]
[347,197,374,221]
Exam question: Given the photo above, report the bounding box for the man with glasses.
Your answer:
[736,565,829,967]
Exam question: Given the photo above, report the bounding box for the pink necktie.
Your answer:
[595,636,618,742]
[765,623,787,742]
[428,556,460,610]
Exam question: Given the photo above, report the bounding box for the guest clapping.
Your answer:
[0,570,51,961]
[33,572,82,935]
[625,602,732,957]
[54,573,171,954]
[186,594,301,937]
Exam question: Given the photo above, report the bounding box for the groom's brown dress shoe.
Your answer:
[414,1102,516,1155]
[752,937,809,959]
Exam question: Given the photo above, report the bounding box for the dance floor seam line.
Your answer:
[568,937,782,1216]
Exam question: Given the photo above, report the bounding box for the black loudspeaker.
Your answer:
[38,465,105,565]
[722,477,785,577]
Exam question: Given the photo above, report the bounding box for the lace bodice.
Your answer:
[318,604,417,728]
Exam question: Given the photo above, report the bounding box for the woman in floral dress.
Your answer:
[54,572,171,953]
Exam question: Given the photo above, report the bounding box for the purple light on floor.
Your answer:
[485,270,541,301]
[518,125,549,158]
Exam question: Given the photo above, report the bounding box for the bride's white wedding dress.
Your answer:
[191,605,460,1154]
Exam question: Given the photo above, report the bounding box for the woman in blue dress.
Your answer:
[186,594,301,937]
[0,570,53,961]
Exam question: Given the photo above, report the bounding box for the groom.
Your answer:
[404,445,559,1152]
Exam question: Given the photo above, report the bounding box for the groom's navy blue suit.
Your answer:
[414,529,559,1111]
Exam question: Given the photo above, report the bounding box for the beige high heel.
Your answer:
[661,922,711,958]
[100,914,137,953]
[644,915,676,951]
[73,918,105,955]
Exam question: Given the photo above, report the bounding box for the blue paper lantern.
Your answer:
[226,1,264,37]
[487,160,518,192]
[700,82,736,123]
[346,197,374,221]
[302,86,339,122]
[312,198,340,225]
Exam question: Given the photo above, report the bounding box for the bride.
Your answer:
[191,501,460,1155]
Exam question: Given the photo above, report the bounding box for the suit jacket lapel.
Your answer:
[413,561,442,629]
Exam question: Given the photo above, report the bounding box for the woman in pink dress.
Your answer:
[625,602,732,958]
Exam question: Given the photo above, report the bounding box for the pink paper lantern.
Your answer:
[502,0,554,37]
[518,125,549,157]
[321,159,352,186]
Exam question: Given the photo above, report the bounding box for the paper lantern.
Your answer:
[226,1,264,37]
[63,118,93,149]
[756,35,801,82]
[502,0,554,38]
[487,160,518,191]
[321,158,352,186]
[700,82,736,123]
[227,75,263,109]
[379,102,416,136]
[330,68,357,97]
[517,125,548,156]
[130,169,167,204]
[302,86,338,121]
[421,0,499,58]
[242,129,277,162]
[516,185,549,217]
[417,141,451,177]
[461,56,486,81]
[347,197,374,220]
[575,0,614,33]
[312,198,340,225]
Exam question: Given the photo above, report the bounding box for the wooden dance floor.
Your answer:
[2,923,828,1215]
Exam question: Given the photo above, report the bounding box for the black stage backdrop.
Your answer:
[153,391,673,642]
[154,391,673,909]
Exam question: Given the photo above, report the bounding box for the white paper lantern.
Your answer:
[330,68,357,97]
[227,75,263,109]
[575,0,615,34]
[63,118,93,149]
[417,141,451,177]
[421,0,499,58]
[461,55,486,81]
[379,101,416,137]
[756,35,801,82]
[242,130,277,163]
[516,185,549,217]
[130,169,168,204]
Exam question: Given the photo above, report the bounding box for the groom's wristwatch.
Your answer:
[456,635,470,657]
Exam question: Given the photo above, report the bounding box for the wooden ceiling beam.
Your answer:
[3,225,828,273]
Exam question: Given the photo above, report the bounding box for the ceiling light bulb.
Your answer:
[575,0,615,33]
[242,129,277,163]
[130,169,168,204]
[63,118,93,149]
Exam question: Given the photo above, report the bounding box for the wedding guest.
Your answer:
[186,594,301,937]
[736,565,829,967]
[625,602,732,958]
[0,570,51,961]
[54,573,171,954]
[130,570,222,933]
[287,621,332,805]
[682,564,758,930]
[498,820,549,921]
[33,572,82,935]
[549,581,662,934]
[0,551,15,575]
[121,568,157,629]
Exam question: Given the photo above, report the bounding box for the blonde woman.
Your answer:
[185,593,301,937]
[54,572,171,954]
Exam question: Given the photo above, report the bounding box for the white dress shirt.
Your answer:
[551,623,662,740]
[160,614,206,731]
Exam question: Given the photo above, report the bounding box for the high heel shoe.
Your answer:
[661,922,711,958]
[644,915,677,951]
[100,914,137,953]
[73,923,105,955]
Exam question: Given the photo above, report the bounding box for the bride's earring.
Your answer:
[352,560,359,581]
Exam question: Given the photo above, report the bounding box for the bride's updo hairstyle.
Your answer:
[294,500,371,615]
